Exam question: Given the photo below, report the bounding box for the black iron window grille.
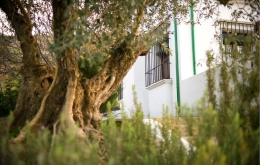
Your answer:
[219,21,254,56]
[145,32,170,87]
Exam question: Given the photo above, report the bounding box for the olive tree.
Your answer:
[0,0,257,142]
[0,0,191,141]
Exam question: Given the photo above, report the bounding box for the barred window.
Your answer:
[145,32,170,87]
[219,20,254,55]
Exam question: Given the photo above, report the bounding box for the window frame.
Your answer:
[145,25,171,87]
[219,20,255,57]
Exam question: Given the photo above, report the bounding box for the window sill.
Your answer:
[146,79,172,90]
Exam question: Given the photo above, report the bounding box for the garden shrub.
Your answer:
[0,38,259,165]
[0,78,20,117]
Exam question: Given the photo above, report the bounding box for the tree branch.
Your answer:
[1,0,41,66]
[94,75,115,107]
[14,0,32,27]
[27,0,33,12]
[87,39,149,105]
[132,1,146,39]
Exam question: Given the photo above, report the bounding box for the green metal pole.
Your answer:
[174,15,181,114]
[190,3,196,75]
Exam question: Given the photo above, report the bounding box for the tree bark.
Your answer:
[80,42,148,130]
[0,0,54,128]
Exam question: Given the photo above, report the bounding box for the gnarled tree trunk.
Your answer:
[1,0,149,142]
[0,1,54,128]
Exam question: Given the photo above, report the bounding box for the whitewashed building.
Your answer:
[120,1,256,118]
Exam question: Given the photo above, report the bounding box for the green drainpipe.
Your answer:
[190,2,196,75]
[174,15,181,115]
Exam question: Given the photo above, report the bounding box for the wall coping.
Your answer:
[146,79,173,90]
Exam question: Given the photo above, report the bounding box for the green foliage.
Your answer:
[0,38,258,165]
[100,92,120,114]
[1,113,100,165]
[188,35,259,165]
[49,0,203,64]
[1,71,259,165]
[0,78,20,117]
[78,57,103,79]
[183,103,259,165]
[206,50,217,109]
[1,89,186,165]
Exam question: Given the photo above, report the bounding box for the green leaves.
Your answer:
[201,35,260,165]
[0,78,20,117]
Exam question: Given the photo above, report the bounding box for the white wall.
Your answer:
[121,64,135,117]
[179,62,253,111]
[193,16,217,75]
[120,57,149,117]
[178,2,253,80]
[176,1,254,110]
[180,71,207,108]
[121,1,254,118]
[134,57,149,117]
[178,22,194,80]
[146,80,173,117]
